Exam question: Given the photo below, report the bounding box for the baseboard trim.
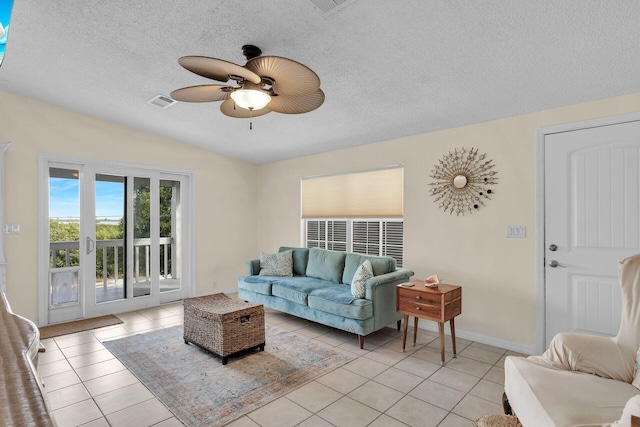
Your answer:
[229,287,537,355]
[415,322,537,356]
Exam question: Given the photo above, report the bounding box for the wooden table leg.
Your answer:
[438,322,445,365]
[402,315,409,352]
[450,317,457,358]
[413,316,419,346]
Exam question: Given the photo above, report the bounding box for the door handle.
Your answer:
[548,260,566,268]
[86,237,95,255]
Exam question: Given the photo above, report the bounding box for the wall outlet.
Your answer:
[506,225,526,238]
[212,281,217,289]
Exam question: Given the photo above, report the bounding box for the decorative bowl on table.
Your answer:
[425,274,441,288]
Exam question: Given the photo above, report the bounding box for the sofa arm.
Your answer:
[365,268,414,291]
[365,268,414,330]
[246,259,260,276]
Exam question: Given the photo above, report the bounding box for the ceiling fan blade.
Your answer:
[245,56,320,96]
[178,56,261,84]
[267,89,325,114]
[170,85,232,102]
[220,99,271,118]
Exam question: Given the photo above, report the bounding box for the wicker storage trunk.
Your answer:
[183,293,265,364]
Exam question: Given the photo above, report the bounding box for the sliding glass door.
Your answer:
[41,158,192,324]
[94,174,126,304]
[48,166,83,324]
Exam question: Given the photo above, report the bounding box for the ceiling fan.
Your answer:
[170,45,324,119]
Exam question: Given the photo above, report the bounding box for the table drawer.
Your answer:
[398,297,441,319]
[399,287,442,305]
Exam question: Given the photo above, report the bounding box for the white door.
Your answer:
[544,120,640,346]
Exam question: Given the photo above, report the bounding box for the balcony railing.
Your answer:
[49,237,174,287]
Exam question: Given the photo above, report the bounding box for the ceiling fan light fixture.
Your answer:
[230,88,271,110]
[173,45,323,117]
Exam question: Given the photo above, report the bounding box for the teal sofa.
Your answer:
[238,247,414,348]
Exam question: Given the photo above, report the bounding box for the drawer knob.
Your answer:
[415,307,421,310]
[415,296,421,300]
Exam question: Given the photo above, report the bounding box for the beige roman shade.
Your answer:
[301,166,403,218]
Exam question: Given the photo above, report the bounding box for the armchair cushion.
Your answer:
[504,355,637,427]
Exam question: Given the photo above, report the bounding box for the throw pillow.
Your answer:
[259,250,293,277]
[632,347,640,389]
[350,259,373,299]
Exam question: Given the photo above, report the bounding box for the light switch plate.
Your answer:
[506,225,526,238]
[4,224,20,234]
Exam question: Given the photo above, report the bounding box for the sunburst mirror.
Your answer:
[428,147,498,215]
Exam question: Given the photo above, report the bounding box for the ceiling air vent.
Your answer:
[148,94,176,109]
[310,0,354,14]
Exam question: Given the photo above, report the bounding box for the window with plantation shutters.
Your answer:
[302,166,404,267]
[307,220,347,251]
[353,221,380,255]
[383,221,404,267]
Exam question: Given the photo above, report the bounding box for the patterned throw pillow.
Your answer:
[259,250,293,277]
[350,259,373,299]
[632,347,640,389]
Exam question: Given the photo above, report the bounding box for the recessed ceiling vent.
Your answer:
[310,0,354,14]
[148,94,176,109]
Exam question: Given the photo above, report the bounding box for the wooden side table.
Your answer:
[396,280,462,364]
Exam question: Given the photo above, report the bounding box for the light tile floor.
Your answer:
[39,299,520,427]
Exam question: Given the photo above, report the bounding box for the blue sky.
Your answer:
[0,0,13,64]
[50,178,125,219]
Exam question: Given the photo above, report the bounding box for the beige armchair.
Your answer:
[504,254,640,427]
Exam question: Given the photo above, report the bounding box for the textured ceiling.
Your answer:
[1,1,639,164]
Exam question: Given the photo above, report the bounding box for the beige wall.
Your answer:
[0,90,258,321]
[256,93,640,353]
[3,87,640,351]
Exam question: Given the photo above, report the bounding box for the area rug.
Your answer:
[103,324,355,427]
[39,314,123,339]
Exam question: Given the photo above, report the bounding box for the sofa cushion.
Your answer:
[279,247,310,276]
[308,285,357,305]
[308,289,373,320]
[306,248,346,284]
[239,276,274,295]
[350,260,373,298]
[259,250,293,277]
[271,277,337,305]
[343,253,396,285]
